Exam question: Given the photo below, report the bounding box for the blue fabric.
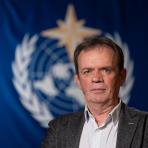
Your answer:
[0,0,148,147]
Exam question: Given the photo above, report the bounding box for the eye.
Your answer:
[81,69,92,75]
[83,70,90,74]
[102,68,112,74]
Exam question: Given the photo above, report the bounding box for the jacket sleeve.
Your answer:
[41,120,57,148]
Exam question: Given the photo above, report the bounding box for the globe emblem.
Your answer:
[30,38,84,118]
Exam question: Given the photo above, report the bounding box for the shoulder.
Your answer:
[122,102,148,118]
[49,111,84,126]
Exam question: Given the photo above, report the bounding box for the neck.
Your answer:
[87,99,119,125]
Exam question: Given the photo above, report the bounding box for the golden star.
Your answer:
[41,4,101,61]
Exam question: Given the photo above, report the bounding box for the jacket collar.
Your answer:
[66,112,85,148]
[116,102,140,148]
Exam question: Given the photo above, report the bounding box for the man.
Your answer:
[42,36,148,148]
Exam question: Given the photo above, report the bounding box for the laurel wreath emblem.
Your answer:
[106,33,134,103]
[12,33,134,128]
[12,35,53,128]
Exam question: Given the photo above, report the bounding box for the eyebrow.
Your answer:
[81,66,113,70]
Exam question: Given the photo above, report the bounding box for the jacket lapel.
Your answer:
[116,103,140,148]
[66,112,85,148]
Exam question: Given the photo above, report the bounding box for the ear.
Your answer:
[120,68,127,86]
[75,74,82,89]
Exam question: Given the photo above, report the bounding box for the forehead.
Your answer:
[78,45,117,63]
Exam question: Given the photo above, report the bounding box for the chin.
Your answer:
[87,95,109,104]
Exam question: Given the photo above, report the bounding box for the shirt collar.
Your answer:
[84,100,121,126]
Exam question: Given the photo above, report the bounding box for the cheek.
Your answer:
[79,78,90,91]
[105,77,119,89]
[107,78,121,93]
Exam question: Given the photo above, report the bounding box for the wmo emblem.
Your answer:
[12,5,134,128]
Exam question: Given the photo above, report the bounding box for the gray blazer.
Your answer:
[42,103,148,148]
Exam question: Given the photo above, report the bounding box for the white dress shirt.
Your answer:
[79,101,121,148]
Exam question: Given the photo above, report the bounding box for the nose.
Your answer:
[92,70,103,83]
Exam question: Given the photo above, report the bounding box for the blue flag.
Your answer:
[0,0,148,147]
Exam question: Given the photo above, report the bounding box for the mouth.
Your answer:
[91,88,106,93]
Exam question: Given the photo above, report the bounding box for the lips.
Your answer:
[90,85,107,93]
[91,88,106,91]
[90,88,106,93]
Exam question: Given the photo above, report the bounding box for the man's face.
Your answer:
[75,46,126,106]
